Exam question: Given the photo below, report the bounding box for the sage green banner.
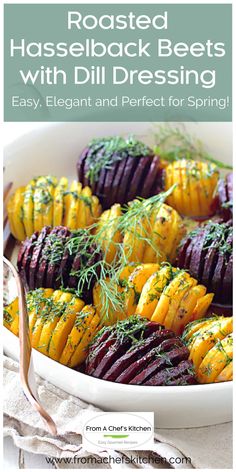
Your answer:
[4,4,232,121]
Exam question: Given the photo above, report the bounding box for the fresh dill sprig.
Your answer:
[84,186,177,322]
[152,123,232,170]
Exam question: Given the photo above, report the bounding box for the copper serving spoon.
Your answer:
[3,257,57,435]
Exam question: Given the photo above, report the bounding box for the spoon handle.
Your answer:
[3,256,57,435]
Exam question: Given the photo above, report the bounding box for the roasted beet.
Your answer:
[213,172,233,221]
[77,136,161,209]
[17,226,102,302]
[85,316,196,386]
[177,220,233,305]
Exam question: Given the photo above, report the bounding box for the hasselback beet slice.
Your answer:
[116,156,136,205]
[103,328,170,382]
[95,166,108,200]
[102,160,120,207]
[143,359,194,386]
[201,243,219,291]
[141,156,161,199]
[222,255,233,305]
[177,220,232,305]
[17,242,29,276]
[216,172,233,221]
[92,321,160,379]
[92,340,131,379]
[116,334,178,384]
[126,157,151,202]
[45,227,70,288]
[188,229,206,281]
[77,148,88,186]
[18,233,38,289]
[111,157,129,206]
[28,226,51,290]
[129,338,186,385]
[176,237,191,268]
[86,328,115,375]
[85,316,196,386]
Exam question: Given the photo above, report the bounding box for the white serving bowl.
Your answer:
[3,122,233,428]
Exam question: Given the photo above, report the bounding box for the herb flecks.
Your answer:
[188,220,232,257]
[85,135,152,183]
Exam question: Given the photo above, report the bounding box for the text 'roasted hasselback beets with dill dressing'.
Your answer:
[17,226,103,302]
[177,220,232,305]
[7,175,102,241]
[3,289,101,367]
[85,315,196,386]
[77,136,163,209]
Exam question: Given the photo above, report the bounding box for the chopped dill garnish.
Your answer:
[187,220,232,257]
[85,135,152,183]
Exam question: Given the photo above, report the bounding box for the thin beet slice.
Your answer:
[85,329,114,375]
[134,345,189,386]
[45,227,70,288]
[102,160,120,208]
[115,333,178,384]
[84,144,106,191]
[184,238,194,268]
[67,252,81,289]
[95,167,108,201]
[28,226,51,290]
[17,243,28,270]
[222,254,232,305]
[151,167,165,195]
[201,243,219,291]
[116,156,138,205]
[92,321,160,379]
[211,231,232,303]
[188,230,206,281]
[176,237,192,268]
[37,227,64,288]
[92,339,132,379]
[86,332,117,375]
[103,329,172,382]
[143,359,193,386]
[141,155,160,199]
[129,341,187,385]
[77,148,89,186]
[111,157,129,205]
[126,156,152,202]
[19,233,38,290]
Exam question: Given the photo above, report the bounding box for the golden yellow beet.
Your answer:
[4,288,100,368]
[165,159,219,218]
[183,316,233,383]
[7,176,102,240]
